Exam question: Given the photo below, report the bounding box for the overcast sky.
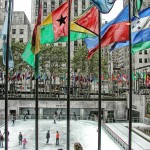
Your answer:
[14,0,123,23]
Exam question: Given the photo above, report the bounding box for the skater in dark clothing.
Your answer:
[0,131,4,148]
[46,130,50,144]
[18,132,23,145]
[55,109,58,116]
[53,114,56,124]
[56,131,60,145]
[12,118,15,126]
[24,114,27,121]
[73,112,77,121]
[59,112,62,121]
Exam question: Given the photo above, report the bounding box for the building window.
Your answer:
[12,38,15,42]
[74,41,77,49]
[19,38,23,43]
[139,58,142,63]
[145,59,147,63]
[58,43,62,47]
[144,50,147,54]
[20,29,24,34]
[51,0,55,8]
[74,9,78,16]
[148,2,150,7]
[139,51,142,54]
[12,29,16,34]
[82,0,86,9]
[43,9,47,16]
[142,2,146,7]
[59,0,62,5]
[43,2,47,8]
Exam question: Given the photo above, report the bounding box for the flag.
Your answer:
[0,3,14,68]
[133,0,143,18]
[52,1,69,40]
[110,7,150,54]
[32,3,42,54]
[22,4,96,68]
[90,0,116,14]
[75,5,99,35]
[85,6,129,59]
[26,73,30,80]
[146,73,150,86]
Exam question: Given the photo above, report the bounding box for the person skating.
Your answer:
[56,131,60,145]
[12,118,15,126]
[46,130,50,144]
[59,112,62,121]
[24,114,27,121]
[0,131,4,148]
[18,132,23,145]
[22,138,27,149]
[73,112,77,121]
[53,114,56,124]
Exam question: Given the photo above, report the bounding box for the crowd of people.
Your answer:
[0,109,83,149]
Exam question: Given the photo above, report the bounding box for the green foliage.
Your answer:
[72,45,108,77]
[40,44,67,76]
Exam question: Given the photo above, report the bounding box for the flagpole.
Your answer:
[67,0,71,149]
[128,0,133,149]
[98,10,102,150]
[35,0,40,149]
[5,0,12,149]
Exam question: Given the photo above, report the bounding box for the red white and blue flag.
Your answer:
[85,6,129,59]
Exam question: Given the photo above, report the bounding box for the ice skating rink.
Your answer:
[0,120,121,150]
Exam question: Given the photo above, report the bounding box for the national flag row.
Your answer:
[22,0,145,68]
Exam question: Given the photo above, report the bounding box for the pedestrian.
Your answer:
[56,131,60,145]
[24,114,27,121]
[3,130,9,141]
[46,130,50,144]
[74,142,83,150]
[18,132,23,145]
[73,112,77,121]
[59,112,62,121]
[55,109,58,117]
[12,118,15,126]
[22,138,27,149]
[53,114,56,124]
[0,131,4,148]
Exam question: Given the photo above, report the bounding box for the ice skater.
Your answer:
[53,113,56,124]
[73,112,77,121]
[22,138,27,149]
[56,131,60,145]
[24,114,27,121]
[59,112,62,121]
[12,118,15,126]
[0,131,4,148]
[18,132,23,145]
[46,130,50,144]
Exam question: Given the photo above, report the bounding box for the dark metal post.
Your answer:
[5,0,12,149]
[128,0,133,149]
[98,10,102,150]
[35,0,40,150]
[67,0,71,149]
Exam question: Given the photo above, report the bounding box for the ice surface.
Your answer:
[0,120,121,150]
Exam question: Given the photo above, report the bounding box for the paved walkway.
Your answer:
[106,123,150,150]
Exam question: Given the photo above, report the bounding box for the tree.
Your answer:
[72,45,108,77]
